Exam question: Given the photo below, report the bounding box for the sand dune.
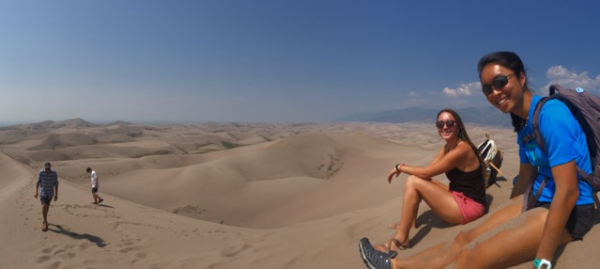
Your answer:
[0,121,598,268]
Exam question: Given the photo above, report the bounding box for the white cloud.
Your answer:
[408,91,418,97]
[442,82,480,97]
[543,65,600,93]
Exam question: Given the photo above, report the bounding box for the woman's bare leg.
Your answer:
[390,197,522,268]
[382,175,462,251]
[391,201,572,269]
[453,207,572,269]
[389,180,448,230]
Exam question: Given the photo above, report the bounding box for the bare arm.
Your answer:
[510,163,538,199]
[34,181,39,198]
[54,181,59,201]
[536,161,579,261]
[388,143,471,182]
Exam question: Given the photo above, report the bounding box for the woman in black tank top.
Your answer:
[368,109,486,253]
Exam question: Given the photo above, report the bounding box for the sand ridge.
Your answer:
[0,120,598,268]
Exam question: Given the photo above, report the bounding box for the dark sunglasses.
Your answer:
[436,120,456,129]
[481,74,514,96]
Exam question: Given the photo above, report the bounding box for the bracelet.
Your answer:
[534,258,552,269]
[395,163,405,173]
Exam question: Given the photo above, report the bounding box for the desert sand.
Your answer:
[0,119,598,268]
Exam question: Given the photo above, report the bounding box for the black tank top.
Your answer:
[445,165,486,206]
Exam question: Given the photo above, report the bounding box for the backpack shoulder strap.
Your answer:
[521,86,564,212]
[525,96,553,154]
[522,176,549,213]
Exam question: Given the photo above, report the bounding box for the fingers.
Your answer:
[387,167,403,183]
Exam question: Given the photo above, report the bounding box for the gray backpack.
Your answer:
[523,85,600,210]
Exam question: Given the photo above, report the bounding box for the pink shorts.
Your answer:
[451,191,485,224]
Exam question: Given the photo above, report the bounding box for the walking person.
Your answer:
[34,162,59,232]
[87,167,104,204]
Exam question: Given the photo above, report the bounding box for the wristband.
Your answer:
[395,163,405,173]
[534,258,552,269]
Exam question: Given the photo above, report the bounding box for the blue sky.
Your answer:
[1,0,599,124]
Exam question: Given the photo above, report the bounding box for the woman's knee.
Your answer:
[524,208,548,226]
[454,231,471,246]
[404,175,423,188]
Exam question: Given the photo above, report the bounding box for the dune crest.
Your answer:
[0,121,598,268]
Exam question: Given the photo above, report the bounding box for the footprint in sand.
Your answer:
[41,246,54,254]
[57,252,76,260]
[344,221,378,238]
[46,261,61,269]
[36,255,53,263]
[79,243,90,250]
[59,204,122,220]
[118,237,143,247]
[221,243,249,257]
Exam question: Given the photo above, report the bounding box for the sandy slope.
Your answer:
[0,121,598,269]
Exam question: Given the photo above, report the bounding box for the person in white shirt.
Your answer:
[86,167,104,204]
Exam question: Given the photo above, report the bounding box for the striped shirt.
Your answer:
[38,169,58,196]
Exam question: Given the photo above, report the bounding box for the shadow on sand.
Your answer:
[96,203,114,209]
[408,193,496,247]
[48,223,107,248]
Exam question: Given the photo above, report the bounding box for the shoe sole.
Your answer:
[359,240,377,269]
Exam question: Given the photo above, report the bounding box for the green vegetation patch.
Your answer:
[221,141,242,149]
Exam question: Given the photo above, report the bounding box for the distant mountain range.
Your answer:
[0,118,135,131]
[338,107,512,128]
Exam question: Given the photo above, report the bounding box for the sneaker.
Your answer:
[359,237,395,269]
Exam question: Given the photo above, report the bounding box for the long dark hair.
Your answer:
[477,51,530,132]
[437,108,485,169]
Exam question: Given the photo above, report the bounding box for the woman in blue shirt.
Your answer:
[358,51,594,269]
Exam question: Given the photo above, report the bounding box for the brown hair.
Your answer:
[437,108,485,169]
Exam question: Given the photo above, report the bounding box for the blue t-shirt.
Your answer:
[518,95,594,205]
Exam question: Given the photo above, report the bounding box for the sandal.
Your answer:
[42,221,48,232]
[385,238,409,254]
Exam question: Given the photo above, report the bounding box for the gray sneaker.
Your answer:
[359,237,395,269]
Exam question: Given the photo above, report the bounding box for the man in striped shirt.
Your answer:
[34,162,59,232]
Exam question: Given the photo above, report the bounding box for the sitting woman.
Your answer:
[358,51,595,269]
[378,108,487,252]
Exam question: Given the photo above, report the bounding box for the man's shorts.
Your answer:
[40,195,53,205]
[535,202,594,240]
[91,187,98,193]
